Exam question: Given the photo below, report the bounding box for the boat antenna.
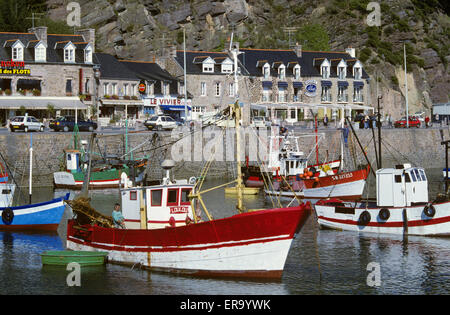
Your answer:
[377,95,382,168]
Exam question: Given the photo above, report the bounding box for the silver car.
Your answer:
[9,115,44,132]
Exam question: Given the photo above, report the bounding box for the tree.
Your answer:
[295,23,330,51]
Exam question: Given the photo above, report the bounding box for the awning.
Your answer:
[0,96,88,110]
[160,105,192,111]
[321,80,332,87]
[293,82,303,88]
[338,81,349,87]
[353,81,364,87]
[278,81,288,88]
[250,104,268,111]
[262,81,272,88]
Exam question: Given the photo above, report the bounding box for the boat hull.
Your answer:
[54,170,122,190]
[0,194,69,231]
[315,200,450,236]
[67,204,311,279]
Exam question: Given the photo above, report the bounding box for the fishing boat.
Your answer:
[0,193,69,231]
[41,250,108,266]
[315,164,450,236]
[0,161,15,208]
[66,41,312,279]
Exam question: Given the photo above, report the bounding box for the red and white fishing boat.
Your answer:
[315,164,450,236]
[67,85,312,278]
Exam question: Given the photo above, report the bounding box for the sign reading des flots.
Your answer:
[304,79,317,97]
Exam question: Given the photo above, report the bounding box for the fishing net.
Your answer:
[66,196,115,228]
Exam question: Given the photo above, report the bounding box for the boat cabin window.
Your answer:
[180,188,191,205]
[151,189,162,206]
[419,169,426,181]
[410,171,417,182]
[130,191,137,200]
[167,189,178,206]
[2,189,11,194]
[414,169,422,181]
[394,175,402,183]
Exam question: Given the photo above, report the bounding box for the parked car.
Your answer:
[49,116,97,132]
[414,111,425,123]
[9,115,44,132]
[250,116,271,128]
[394,116,421,128]
[144,115,177,130]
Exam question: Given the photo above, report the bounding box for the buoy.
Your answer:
[314,177,320,182]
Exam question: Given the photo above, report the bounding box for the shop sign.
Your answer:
[144,97,191,106]
[138,80,146,94]
[0,59,30,75]
[304,79,317,97]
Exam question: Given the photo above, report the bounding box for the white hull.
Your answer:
[303,179,366,199]
[67,236,294,275]
[315,201,450,236]
[0,183,16,208]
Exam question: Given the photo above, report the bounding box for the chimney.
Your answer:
[345,47,356,58]
[170,45,177,58]
[294,42,302,57]
[76,29,96,53]
[29,26,47,45]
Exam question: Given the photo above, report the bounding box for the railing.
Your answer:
[337,94,348,102]
[353,95,364,103]
[321,95,332,102]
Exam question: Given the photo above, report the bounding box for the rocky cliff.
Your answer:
[47,0,449,117]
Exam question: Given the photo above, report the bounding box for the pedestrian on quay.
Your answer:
[388,114,393,128]
[339,122,350,147]
[364,115,369,129]
[323,114,329,128]
[112,202,126,229]
[425,116,430,128]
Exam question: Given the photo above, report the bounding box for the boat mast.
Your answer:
[404,43,409,128]
[231,35,244,212]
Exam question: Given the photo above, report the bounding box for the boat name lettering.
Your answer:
[332,173,353,181]
[170,206,189,214]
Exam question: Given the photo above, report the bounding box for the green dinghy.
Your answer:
[41,250,108,266]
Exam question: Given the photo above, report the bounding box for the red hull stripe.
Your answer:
[318,215,450,227]
[74,178,119,184]
[68,234,292,253]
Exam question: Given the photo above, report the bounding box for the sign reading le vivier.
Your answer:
[0,60,31,75]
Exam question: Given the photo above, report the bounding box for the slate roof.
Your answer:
[119,59,178,83]
[0,31,92,64]
[93,53,138,80]
[238,48,369,79]
[175,50,233,75]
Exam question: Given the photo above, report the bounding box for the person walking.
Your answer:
[323,114,329,128]
[425,116,430,128]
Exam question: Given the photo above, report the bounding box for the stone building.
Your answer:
[0,27,96,122]
[159,44,371,125]
[94,52,189,124]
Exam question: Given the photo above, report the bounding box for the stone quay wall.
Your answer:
[0,127,448,187]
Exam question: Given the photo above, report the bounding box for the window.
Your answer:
[262,86,271,102]
[66,79,72,94]
[167,189,178,206]
[353,87,363,102]
[263,65,270,79]
[229,83,234,97]
[321,66,329,79]
[163,82,170,95]
[354,67,361,80]
[85,79,90,94]
[221,63,232,73]
[321,86,331,102]
[338,67,346,79]
[202,62,214,73]
[151,189,162,206]
[85,47,92,63]
[278,87,286,102]
[103,83,108,96]
[180,188,191,205]
[111,83,117,95]
[278,66,286,80]
[294,67,300,80]
[200,82,206,96]
[214,82,221,97]
[130,191,137,200]
[338,86,348,102]
[123,83,128,96]
[64,47,75,62]
[131,84,137,96]
[12,46,23,61]
[35,45,46,62]
[179,82,184,95]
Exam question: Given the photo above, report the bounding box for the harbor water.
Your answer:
[0,168,449,295]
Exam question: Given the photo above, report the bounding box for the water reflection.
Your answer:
[0,168,449,294]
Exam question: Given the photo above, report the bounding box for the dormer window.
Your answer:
[263,64,270,79]
[84,45,92,63]
[278,65,286,80]
[293,65,300,80]
[354,67,361,80]
[338,66,346,79]
[64,47,74,62]
[35,42,46,62]
[319,59,330,79]
[220,57,233,73]
[200,56,215,73]
[12,42,24,61]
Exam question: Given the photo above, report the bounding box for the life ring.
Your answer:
[2,207,14,225]
[423,204,436,218]
[379,208,390,221]
[358,210,371,226]
[189,176,197,184]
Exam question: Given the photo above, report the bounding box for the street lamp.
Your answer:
[93,64,101,130]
